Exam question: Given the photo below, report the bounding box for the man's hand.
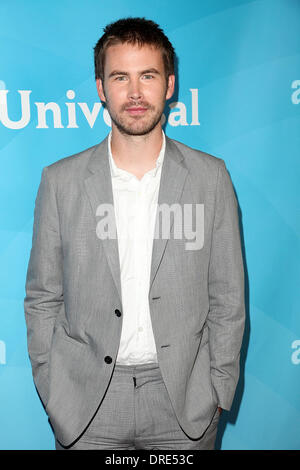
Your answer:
[218,407,222,415]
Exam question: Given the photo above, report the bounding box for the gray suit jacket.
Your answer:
[24,135,245,447]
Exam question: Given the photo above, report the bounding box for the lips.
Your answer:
[125,107,148,115]
[125,106,148,116]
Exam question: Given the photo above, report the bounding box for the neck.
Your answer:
[110,124,163,176]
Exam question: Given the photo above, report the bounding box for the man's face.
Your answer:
[96,42,175,136]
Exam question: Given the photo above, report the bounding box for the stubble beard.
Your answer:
[106,101,165,136]
[102,88,167,136]
[110,107,163,136]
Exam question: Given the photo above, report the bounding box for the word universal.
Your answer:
[0,88,200,129]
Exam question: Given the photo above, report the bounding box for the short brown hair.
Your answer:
[94,17,175,81]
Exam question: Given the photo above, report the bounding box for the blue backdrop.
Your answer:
[0,0,299,450]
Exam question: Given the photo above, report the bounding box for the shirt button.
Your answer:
[115,309,122,317]
[104,356,112,364]
[138,327,143,333]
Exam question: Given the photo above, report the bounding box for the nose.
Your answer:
[128,78,143,101]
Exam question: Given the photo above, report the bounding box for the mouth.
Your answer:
[125,107,148,116]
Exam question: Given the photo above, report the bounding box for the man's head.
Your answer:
[94,17,175,136]
[94,17,175,84]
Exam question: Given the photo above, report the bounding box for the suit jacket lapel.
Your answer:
[83,134,188,305]
[84,136,122,303]
[149,137,188,291]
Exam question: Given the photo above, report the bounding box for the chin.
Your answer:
[114,118,162,137]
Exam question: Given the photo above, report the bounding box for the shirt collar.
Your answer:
[108,130,165,180]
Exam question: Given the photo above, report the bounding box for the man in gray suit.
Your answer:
[24,17,245,450]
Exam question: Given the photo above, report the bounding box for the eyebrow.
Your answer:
[108,68,161,78]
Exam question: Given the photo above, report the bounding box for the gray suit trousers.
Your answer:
[55,363,220,450]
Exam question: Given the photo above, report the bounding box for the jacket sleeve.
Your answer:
[207,159,245,411]
[24,166,63,408]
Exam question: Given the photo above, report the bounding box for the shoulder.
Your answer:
[45,143,99,176]
[168,136,226,172]
[40,136,108,186]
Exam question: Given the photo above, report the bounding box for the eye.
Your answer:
[115,76,127,81]
[142,74,154,80]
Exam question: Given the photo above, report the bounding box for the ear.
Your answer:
[96,78,106,103]
[166,74,175,100]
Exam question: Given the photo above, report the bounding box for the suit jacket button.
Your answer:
[104,356,112,364]
[115,309,122,317]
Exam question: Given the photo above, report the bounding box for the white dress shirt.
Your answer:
[107,131,165,365]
